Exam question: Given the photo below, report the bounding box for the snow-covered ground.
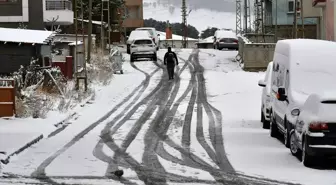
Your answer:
[195,49,336,185]
[2,48,336,185]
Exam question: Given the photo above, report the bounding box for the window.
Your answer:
[134,39,153,45]
[288,0,300,13]
[285,70,290,91]
[0,0,18,2]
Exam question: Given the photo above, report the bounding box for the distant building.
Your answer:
[0,27,54,74]
[0,0,73,30]
[264,0,318,39]
[157,31,198,49]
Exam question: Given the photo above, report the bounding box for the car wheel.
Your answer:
[290,130,300,157]
[270,112,279,137]
[127,45,130,54]
[130,55,135,62]
[261,110,270,129]
[120,70,124,74]
[302,137,314,167]
[153,54,157,61]
[284,121,290,148]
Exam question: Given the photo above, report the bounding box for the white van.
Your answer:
[126,30,151,54]
[269,39,336,148]
[258,61,273,129]
[136,27,160,50]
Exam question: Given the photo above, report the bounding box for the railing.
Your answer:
[46,0,72,11]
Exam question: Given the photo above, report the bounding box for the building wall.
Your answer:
[122,0,143,29]
[0,43,38,74]
[325,0,334,40]
[160,40,198,49]
[271,0,318,25]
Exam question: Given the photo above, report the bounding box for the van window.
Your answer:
[285,70,289,91]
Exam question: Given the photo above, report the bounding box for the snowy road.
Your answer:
[1,49,333,185]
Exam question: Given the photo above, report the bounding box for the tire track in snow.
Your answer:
[192,49,235,172]
[141,60,189,185]
[29,61,161,180]
[99,59,187,183]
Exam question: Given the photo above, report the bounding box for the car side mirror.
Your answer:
[277,87,287,101]
[126,36,129,40]
[258,80,266,87]
[157,34,160,36]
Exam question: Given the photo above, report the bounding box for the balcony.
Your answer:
[43,0,74,25]
[312,0,326,7]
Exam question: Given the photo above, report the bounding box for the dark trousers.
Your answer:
[167,65,175,79]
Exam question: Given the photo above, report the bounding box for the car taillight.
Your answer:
[233,39,238,44]
[309,122,329,131]
[152,38,155,42]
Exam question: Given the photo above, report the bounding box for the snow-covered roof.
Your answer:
[75,18,107,26]
[158,31,197,41]
[68,41,83,46]
[0,27,54,44]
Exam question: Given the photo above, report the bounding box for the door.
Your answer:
[272,59,287,132]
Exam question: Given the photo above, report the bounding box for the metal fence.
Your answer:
[46,0,72,11]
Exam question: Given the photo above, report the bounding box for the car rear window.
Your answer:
[134,40,152,45]
[220,38,238,42]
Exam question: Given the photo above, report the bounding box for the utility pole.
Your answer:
[87,0,93,63]
[236,0,242,34]
[74,0,78,89]
[275,0,278,42]
[101,1,104,53]
[182,0,187,48]
[300,0,304,38]
[293,0,298,38]
[243,0,248,32]
[80,0,87,91]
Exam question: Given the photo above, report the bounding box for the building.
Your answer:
[196,36,214,49]
[0,0,73,30]
[312,0,336,40]
[0,27,54,74]
[264,0,318,39]
[119,0,144,36]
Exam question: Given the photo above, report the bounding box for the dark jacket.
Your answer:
[164,51,179,66]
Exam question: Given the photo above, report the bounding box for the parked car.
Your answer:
[213,30,238,50]
[290,93,336,167]
[136,27,160,51]
[258,61,273,129]
[126,30,151,54]
[270,39,336,151]
[130,37,157,62]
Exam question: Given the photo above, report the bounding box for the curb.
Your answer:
[1,134,44,165]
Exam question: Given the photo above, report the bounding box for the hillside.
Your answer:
[143,0,236,32]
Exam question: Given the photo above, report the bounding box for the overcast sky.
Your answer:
[147,0,236,13]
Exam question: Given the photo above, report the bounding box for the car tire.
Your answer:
[302,137,314,167]
[270,112,279,137]
[127,45,130,54]
[120,70,124,74]
[290,130,301,157]
[130,55,135,62]
[153,54,157,61]
[262,111,270,129]
[284,121,290,148]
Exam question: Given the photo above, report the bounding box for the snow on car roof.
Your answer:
[129,30,151,39]
[215,30,237,39]
[157,31,197,41]
[0,27,54,44]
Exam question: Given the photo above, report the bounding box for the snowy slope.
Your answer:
[143,0,236,32]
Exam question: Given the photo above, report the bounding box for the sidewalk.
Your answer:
[0,60,155,165]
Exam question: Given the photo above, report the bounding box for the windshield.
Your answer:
[291,59,336,95]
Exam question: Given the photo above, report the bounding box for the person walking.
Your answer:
[164,47,179,80]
